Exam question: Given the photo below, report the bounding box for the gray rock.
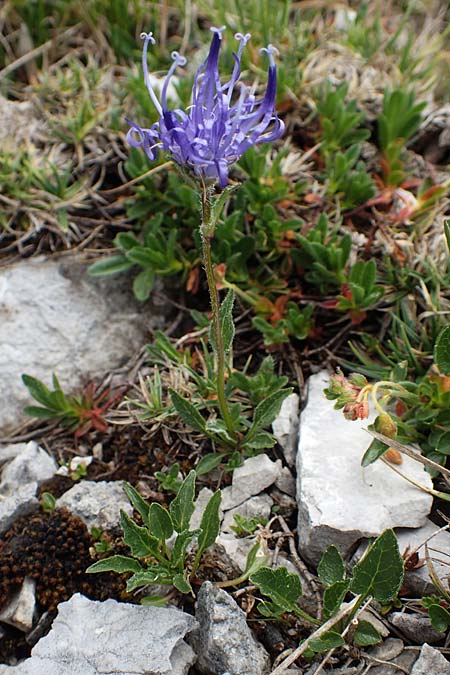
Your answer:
[272,393,299,467]
[0,593,197,675]
[215,533,258,572]
[369,637,404,661]
[192,581,270,675]
[0,256,163,434]
[0,578,36,632]
[221,494,273,533]
[221,455,282,510]
[395,520,450,596]
[190,488,223,531]
[390,612,445,644]
[275,466,296,497]
[297,372,433,565]
[0,442,57,535]
[1,442,57,485]
[411,643,450,675]
[0,443,28,467]
[56,481,133,531]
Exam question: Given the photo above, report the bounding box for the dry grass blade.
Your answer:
[367,429,450,482]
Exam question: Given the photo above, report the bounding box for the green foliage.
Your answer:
[378,88,426,186]
[21,374,121,437]
[230,514,268,536]
[294,214,351,292]
[337,261,383,321]
[325,145,375,210]
[435,326,450,376]
[350,530,404,603]
[87,474,221,598]
[316,82,370,153]
[154,464,182,494]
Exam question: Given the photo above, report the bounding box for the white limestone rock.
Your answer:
[221,455,282,510]
[0,256,163,434]
[190,487,223,531]
[411,643,450,675]
[272,393,299,467]
[275,466,296,497]
[56,481,133,531]
[0,578,36,632]
[191,581,270,675]
[0,442,57,535]
[296,372,433,565]
[0,594,197,675]
[389,612,445,645]
[221,494,273,533]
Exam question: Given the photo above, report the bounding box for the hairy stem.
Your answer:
[200,185,237,437]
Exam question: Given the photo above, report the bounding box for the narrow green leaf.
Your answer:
[86,555,142,574]
[196,490,221,559]
[444,219,450,252]
[318,545,346,586]
[132,268,155,301]
[140,595,170,606]
[246,388,293,441]
[87,255,133,277]
[149,503,173,541]
[361,438,390,467]
[353,620,382,646]
[170,390,206,432]
[122,482,150,526]
[23,405,62,419]
[169,470,196,532]
[120,510,159,558]
[435,326,450,376]
[244,542,268,576]
[350,529,404,603]
[310,631,345,653]
[21,374,54,407]
[170,529,199,566]
[250,566,302,612]
[195,453,225,476]
[220,289,235,354]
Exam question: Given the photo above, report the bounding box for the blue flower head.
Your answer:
[126,27,284,188]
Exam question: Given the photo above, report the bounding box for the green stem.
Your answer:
[200,186,237,438]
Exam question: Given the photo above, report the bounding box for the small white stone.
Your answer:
[0,577,36,632]
[1,442,57,485]
[56,481,133,531]
[297,372,433,565]
[222,455,282,510]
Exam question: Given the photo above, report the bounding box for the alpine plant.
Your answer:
[126,26,284,187]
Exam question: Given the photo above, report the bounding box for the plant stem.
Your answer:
[200,185,237,437]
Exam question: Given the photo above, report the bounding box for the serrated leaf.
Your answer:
[250,566,302,613]
[169,470,196,532]
[427,603,450,632]
[209,289,235,355]
[86,555,142,575]
[170,390,206,432]
[310,631,345,653]
[172,572,193,594]
[196,490,221,559]
[120,510,159,558]
[122,482,150,526]
[323,581,349,619]
[350,529,404,603]
[353,620,382,646]
[246,388,293,441]
[435,326,450,376]
[148,503,173,541]
[318,545,346,586]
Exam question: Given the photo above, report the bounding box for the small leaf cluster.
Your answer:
[378,88,426,186]
[336,260,383,324]
[87,472,221,598]
[316,82,374,209]
[250,530,404,653]
[21,374,122,437]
